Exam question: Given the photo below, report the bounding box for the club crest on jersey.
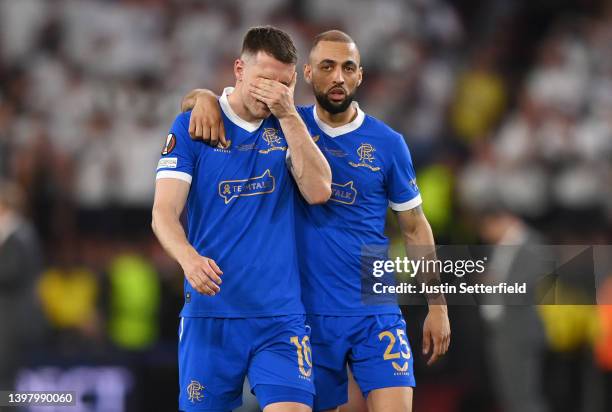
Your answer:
[259,128,287,154]
[161,133,176,155]
[186,380,204,403]
[218,169,275,204]
[330,181,357,205]
[349,143,381,171]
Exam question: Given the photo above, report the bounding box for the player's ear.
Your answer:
[303,64,312,85]
[357,66,363,87]
[234,59,245,83]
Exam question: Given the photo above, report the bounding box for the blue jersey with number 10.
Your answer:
[295,104,422,316]
[156,87,304,318]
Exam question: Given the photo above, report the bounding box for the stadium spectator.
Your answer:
[0,179,45,389]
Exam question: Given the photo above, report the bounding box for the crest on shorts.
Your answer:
[186,380,204,403]
[161,133,176,155]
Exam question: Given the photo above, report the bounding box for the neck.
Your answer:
[227,86,259,123]
[315,103,357,128]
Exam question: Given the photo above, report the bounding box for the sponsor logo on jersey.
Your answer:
[218,169,275,204]
[157,157,178,169]
[349,143,381,171]
[330,181,357,205]
[213,139,232,153]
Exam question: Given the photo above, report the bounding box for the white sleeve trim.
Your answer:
[156,170,192,184]
[389,194,422,211]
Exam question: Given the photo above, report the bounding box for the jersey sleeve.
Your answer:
[295,105,311,119]
[386,134,422,211]
[155,112,197,184]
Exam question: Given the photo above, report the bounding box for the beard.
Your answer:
[314,87,356,115]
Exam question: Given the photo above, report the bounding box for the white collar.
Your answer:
[312,102,365,137]
[219,87,263,133]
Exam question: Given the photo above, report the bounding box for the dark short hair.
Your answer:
[311,30,355,50]
[241,26,297,64]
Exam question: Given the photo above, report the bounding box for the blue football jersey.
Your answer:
[295,104,421,315]
[156,87,304,317]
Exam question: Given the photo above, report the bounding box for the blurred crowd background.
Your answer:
[1,0,611,411]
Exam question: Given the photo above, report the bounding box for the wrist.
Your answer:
[428,302,448,313]
[177,246,198,268]
[277,107,299,121]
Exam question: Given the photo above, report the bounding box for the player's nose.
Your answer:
[332,66,345,84]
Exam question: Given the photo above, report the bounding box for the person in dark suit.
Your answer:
[479,207,550,412]
[0,179,44,389]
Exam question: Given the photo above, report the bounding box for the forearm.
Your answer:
[152,208,197,267]
[401,213,447,306]
[279,112,331,204]
[402,216,435,248]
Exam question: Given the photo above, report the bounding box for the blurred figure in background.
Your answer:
[38,236,102,347]
[0,179,45,389]
[477,206,549,412]
[451,44,507,142]
[107,242,161,351]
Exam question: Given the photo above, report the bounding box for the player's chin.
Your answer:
[324,98,350,114]
[253,104,270,118]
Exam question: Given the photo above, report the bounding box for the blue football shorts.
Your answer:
[306,313,415,411]
[178,315,315,411]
